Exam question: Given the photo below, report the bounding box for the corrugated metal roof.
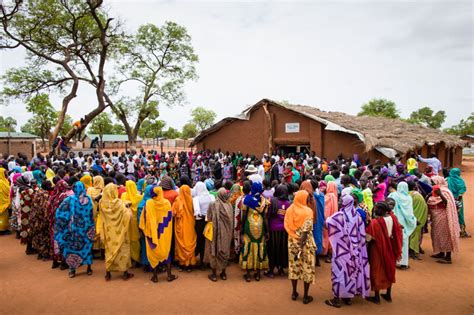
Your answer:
[0,132,38,139]
[87,134,142,142]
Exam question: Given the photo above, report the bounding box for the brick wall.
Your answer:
[0,139,36,160]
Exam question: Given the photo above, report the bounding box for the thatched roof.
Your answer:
[191,99,466,155]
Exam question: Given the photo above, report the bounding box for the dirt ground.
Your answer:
[1,158,473,315]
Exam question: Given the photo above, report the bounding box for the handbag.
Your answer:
[203,221,213,241]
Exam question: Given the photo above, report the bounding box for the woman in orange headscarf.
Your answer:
[172,184,197,270]
[0,167,11,233]
[323,181,338,258]
[140,186,178,283]
[284,190,316,305]
[121,180,142,264]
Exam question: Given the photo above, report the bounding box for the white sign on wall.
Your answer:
[285,122,300,133]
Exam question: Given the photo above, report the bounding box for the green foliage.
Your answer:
[358,98,400,119]
[407,106,446,129]
[111,123,126,135]
[181,122,198,138]
[20,94,57,143]
[163,127,181,139]
[89,113,114,138]
[111,21,198,143]
[138,119,166,139]
[0,116,17,132]
[444,113,474,136]
[60,114,73,136]
[191,107,217,131]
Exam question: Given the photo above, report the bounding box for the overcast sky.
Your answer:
[1,0,472,131]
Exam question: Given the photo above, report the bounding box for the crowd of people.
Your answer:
[0,148,468,307]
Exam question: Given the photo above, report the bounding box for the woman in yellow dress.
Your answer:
[80,174,93,191]
[121,180,142,265]
[0,167,11,234]
[87,176,104,255]
[139,186,178,283]
[99,183,134,281]
[172,184,196,270]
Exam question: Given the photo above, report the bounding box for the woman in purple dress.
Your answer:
[265,184,290,278]
[325,194,370,308]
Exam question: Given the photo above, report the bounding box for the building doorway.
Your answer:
[276,144,310,155]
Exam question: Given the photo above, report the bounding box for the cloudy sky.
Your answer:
[1,0,472,131]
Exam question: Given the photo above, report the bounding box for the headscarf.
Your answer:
[80,174,93,190]
[16,175,32,191]
[146,176,157,187]
[0,168,11,215]
[88,176,104,200]
[122,180,143,210]
[194,181,211,198]
[319,180,327,192]
[429,176,460,252]
[205,178,215,191]
[324,174,335,183]
[284,190,313,238]
[137,178,146,194]
[388,182,416,236]
[159,175,174,191]
[351,188,364,203]
[228,183,242,206]
[447,168,466,198]
[46,168,55,182]
[300,180,316,219]
[32,170,45,187]
[244,182,263,209]
[138,185,154,220]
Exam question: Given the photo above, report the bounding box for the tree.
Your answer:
[0,116,17,132]
[407,106,446,129]
[445,113,474,136]
[89,113,114,145]
[22,94,57,148]
[0,0,122,144]
[110,22,198,148]
[163,127,181,139]
[191,107,217,131]
[111,123,126,135]
[358,98,400,119]
[181,122,198,138]
[138,119,166,139]
[60,114,74,136]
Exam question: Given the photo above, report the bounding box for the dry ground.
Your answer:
[1,158,473,315]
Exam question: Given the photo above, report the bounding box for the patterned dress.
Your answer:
[239,195,269,270]
[54,182,95,270]
[30,188,51,257]
[48,180,72,260]
[326,195,370,299]
[288,218,316,283]
[19,187,35,244]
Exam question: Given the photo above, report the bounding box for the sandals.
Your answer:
[381,293,392,302]
[167,274,178,282]
[291,292,299,301]
[342,298,352,305]
[51,261,60,269]
[325,298,341,308]
[431,253,445,259]
[68,270,76,279]
[105,273,111,282]
[151,276,159,283]
[208,274,218,282]
[254,273,261,282]
[87,268,93,276]
[436,259,452,264]
[366,296,380,305]
[243,274,251,282]
[122,272,134,281]
[220,272,227,281]
[264,271,274,279]
[303,296,313,305]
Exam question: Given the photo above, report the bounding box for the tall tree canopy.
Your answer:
[445,113,474,137]
[89,112,114,144]
[181,122,198,138]
[0,116,17,132]
[358,98,400,119]
[138,119,166,139]
[407,106,446,129]
[191,106,217,131]
[0,0,122,144]
[110,22,198,147]
[20,93,56,147]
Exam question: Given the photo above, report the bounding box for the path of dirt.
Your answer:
[1,158,473,315]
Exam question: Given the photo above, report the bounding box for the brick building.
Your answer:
[0,132,37,160]
[191,99,466,167]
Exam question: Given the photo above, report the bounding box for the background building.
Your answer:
[0,132,38,159]
[191,99,466,167]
